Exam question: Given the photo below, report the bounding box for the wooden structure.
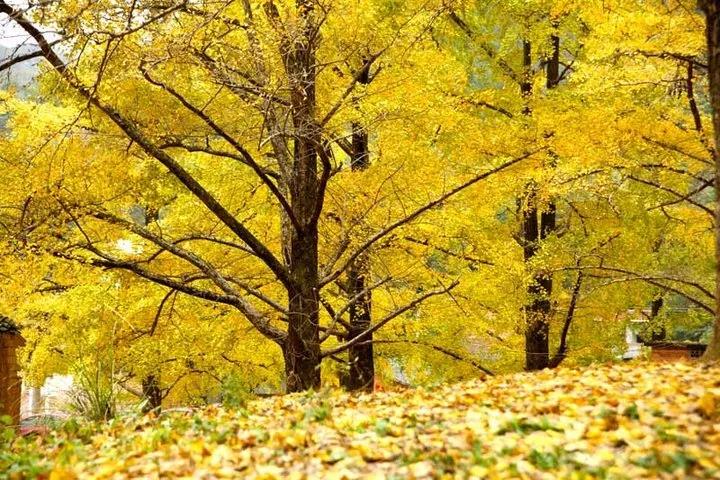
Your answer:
[0,317,24,426]
[647,341,706,362]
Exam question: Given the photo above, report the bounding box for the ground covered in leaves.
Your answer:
[3,362,720,479]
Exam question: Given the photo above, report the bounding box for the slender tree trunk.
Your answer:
[141,374,162,413]
[700,0,720,361]
[519,40,544,370]
[523,34,560,371]
[345,106,374,390]
[520,37,547,371]
[522,184,552,370]
[548,271,583,368]
[519,38,549,371]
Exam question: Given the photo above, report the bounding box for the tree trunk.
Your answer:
[548,271,583,368]
[345,254,374,391]
[280,0,323,391]
[283,227,322,392]
[700,0,720,361]
[141,374,162,413]
[343,61,375,391]
[522,185,552,370]
[523,34,560,371]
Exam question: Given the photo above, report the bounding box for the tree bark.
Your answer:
[284,227,321,392]
[344,253,374,390]
[548,271,582,368]
[649,296,666,341]
[700,0,720,361]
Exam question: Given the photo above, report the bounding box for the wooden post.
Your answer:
[0,318,25,426]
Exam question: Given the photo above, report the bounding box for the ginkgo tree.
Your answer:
[0,0,716,408]
[0,0,542,393]
[420,0,717,370]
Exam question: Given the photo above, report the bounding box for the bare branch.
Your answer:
[404,236,494,266]
[318,276,392,343]
[642,135,713,165]
[0,38,63,72]
[159,140,280,179]
[87,209,286,342]
[686,61,716,160]
[626,174,714,217]
[150,289,177,337]
[584,265,713,299]
[320,52,382,126]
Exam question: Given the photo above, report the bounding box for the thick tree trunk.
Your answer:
[282,124,322,392]
[280,0,323,391]
[284,231,322,392]
[141,374,162,413]
[700,0,720,361]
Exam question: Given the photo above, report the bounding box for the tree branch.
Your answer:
[0,39,63,72]
[447,10,521,85]
[139,64,301,232]
[626,174,714,217]
[558,264,714,300]
[0,2,293,290]
[86,209,286,342]
[321,149,541,286]
[318,276,392,343]
[368,339,494,376]
[321,281,459,357]
[642,135,713,165]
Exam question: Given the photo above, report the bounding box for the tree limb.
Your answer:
[321,281,459,357]
[321,149,541,286]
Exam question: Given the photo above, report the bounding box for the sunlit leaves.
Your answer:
[4,362,719,479]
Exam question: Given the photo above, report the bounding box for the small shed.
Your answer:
[0,317,25,426]
[646,341,706,362]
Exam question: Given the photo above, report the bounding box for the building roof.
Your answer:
[0,315,20,334]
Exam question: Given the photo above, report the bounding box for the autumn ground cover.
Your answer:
[2,362,719,479]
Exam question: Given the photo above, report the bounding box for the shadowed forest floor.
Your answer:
[3,362,719,479]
